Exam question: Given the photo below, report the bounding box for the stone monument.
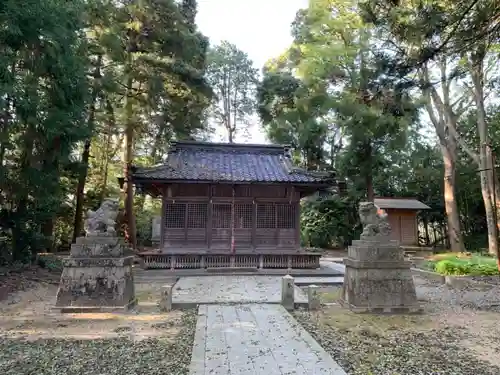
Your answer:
[152,215,161,246]
[54,198,136,312]
[340,202,422,313]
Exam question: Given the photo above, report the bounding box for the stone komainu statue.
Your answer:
[358,201,391,240]
[84,198,120,236]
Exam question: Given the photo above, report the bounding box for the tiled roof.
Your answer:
[131,141,336,184]
[375,198,431,210]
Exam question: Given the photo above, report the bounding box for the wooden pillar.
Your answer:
[231,184,235,254]
[399,214,403,244]
[294,201,301,248]
[207,185,213,249]
[184,202,188,241]
[252,200,257,250]
[160,192,166,249]
[274,202,279,247]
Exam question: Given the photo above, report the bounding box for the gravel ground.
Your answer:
[295,277,500,375]
[0,308,198,375]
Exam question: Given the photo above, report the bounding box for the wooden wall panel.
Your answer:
[162,191,301,251]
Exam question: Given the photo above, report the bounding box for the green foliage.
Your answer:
[430,256,499,276]
[256,70,332,170]
[206,41,258,142]
[0,237,10,266]
[0,0,214,262]
[301,195,360,248]
[134,198,161,247]
[36,253,63,272]
[0,0,90,261]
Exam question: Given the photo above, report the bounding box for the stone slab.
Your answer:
[133,264,344,280]
[189,304,347,375]
[63,256,134,267]
[53,299,137,313]
[152,216,161,244]
[294,277,344,286]
[411,267,445,283]
[320,261,346,274]
[172,276,307,307]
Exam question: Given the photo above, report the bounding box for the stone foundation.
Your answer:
[340,239,422,314]
[55,236,136,312]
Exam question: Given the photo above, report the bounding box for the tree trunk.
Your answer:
[420,63,465,252]
[366,173,374,202]
[98,99,115,204]
[479,153,497,254]
[72,139,92,242]
[72,55,102,243]
[423,216,430,246]
[441,144,465,252]
[122,70,137,249]
[468,54,499,256]
[41,219,54,252]
[365,143,374,202]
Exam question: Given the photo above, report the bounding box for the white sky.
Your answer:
[196,0,309,144]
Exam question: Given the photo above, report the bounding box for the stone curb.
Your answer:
[411,268,495,289]
[171,301,309,310]
[443,275,495,289]
[411,267,445,283]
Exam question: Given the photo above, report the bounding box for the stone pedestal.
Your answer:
[159,285,173,312]
[281,275,295,311]
[340,239,422,314]
[55,236,136,312]
[307,285,320,310]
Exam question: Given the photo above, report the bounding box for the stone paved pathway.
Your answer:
[173,276,308,305]
[189,304,347,375]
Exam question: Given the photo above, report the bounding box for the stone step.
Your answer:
[206,266,258,273]
[294,276,344,286]
[134,262,344,282]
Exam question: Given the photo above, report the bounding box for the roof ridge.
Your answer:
[171,140,290,153]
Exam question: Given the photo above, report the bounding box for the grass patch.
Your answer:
[319,287,342,303]
[425,253,499,276]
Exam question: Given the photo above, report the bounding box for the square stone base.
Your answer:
[339,299,423,314]
[55,255,136,312]
[341,241,421,314]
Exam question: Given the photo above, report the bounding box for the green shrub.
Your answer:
[432,257,499,276]
[0,236,11,265]
[301,195,359,249]
[36,253,63,271]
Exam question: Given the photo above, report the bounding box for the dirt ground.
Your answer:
[0,266,60,302]
[0,278,183,342]
[0,275,196,375]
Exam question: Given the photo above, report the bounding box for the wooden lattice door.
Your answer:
[164,202,186,247]
[211,203,231,250]
[234,203,253,250]
[256,203,277,247]
[186,203,208,244]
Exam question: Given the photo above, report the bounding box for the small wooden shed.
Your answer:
[374,198,431,246]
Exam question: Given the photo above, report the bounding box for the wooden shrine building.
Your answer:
[375,197,431,246]
[130,141,339,269]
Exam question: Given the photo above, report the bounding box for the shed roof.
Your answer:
[131,141,336,185]
[374,198,431,210]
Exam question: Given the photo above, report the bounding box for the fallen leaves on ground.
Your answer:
[294,306,500,375]
[0,309,197,375]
